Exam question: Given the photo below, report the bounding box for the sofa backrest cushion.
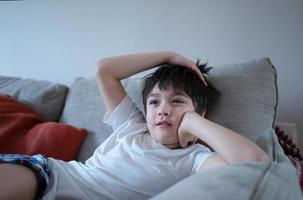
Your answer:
[0,75,68,121]
[61,57,277,163]
[60,77,111,162]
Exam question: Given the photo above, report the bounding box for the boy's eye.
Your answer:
[172,99,184,104]
[149,100,159,105]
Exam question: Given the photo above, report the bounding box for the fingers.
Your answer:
[168,52,208,86]
[191,66,208,86]
[182,58,208,87]
[179,134,198,148]
[195,69,208,86]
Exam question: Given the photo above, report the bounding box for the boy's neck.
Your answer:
[164,143,182,150]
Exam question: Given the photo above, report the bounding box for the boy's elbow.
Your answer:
[250,145,269,162]
[96,59,109,75]
[258,152,269,161]
[250,151,269,162]
[242,151,269,163]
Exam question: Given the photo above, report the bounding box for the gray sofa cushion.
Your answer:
[59,77,111,162]
[60,57,277,162]
[206,57,277,141]
[151,128,301,200]
[151,162,300,200]
[255,128,290,163]
[0,75,68,121]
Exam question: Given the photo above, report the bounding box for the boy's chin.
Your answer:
[149,132,181,148]
[163,142,182,149]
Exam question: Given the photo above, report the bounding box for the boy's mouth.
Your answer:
[156,121,172,128]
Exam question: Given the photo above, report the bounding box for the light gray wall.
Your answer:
[1,0,303,148]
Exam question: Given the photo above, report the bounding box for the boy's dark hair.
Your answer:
[142,60,220,114]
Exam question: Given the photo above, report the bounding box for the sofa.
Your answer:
[0,57,302,199]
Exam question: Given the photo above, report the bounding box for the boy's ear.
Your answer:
[202,110,207,117]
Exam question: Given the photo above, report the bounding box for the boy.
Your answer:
[0,51,268,200]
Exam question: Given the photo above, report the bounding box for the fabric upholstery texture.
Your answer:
[151,128,301,200]
[0,95,87,161]
[206,58,277,141]
[60,57,277,162]
[59,77,111,162]
[151,161,300,200]
[0,75,68,121]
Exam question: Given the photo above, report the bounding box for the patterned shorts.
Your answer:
[0,154,50,200]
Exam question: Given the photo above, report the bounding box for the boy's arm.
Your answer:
[96,52,197,112]
[96,52,171,112]
[178,112,269,172]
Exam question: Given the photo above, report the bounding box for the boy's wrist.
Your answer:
[182,111,207,137]
[178,111,202,147]
[181,111,198,132]
[163,51,176,64]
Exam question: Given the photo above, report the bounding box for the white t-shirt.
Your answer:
[43,95,214,200]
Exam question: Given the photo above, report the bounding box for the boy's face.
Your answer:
[146,84,195,149]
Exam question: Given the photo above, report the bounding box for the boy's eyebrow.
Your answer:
[147,93,160,99]
[147,91,189,99]
[174,91,188,96]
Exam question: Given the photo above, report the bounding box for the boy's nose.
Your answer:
[158,106,171,116]
[158,111,171,116]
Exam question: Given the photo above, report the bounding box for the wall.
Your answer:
[1,0,303,148]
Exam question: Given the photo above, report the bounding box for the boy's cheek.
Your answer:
[145,112,155,123]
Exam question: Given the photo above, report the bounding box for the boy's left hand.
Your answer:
[167,52,207,86]
[178,112,199,148]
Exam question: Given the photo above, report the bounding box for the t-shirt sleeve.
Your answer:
[103,95,145,131]
[191,145,215,175]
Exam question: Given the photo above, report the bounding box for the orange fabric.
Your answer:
[0,95,87,161]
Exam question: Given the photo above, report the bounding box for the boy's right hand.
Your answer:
[177,111,199,148]
[167,52,196,68]
[167,52,207,86]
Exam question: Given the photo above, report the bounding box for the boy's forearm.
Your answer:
[97,51,172,80]
[184,112,268,164]
[96,51,176,112]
